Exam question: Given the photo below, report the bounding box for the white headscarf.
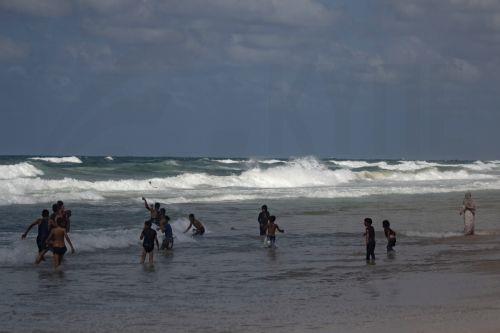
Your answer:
[463,192,476,210]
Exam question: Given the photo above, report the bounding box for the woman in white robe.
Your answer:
[459,192,476,235]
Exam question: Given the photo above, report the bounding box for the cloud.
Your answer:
[0,36,29,61]
[0,0,71,17]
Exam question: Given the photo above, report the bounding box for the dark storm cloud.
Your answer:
[0,0,499,158]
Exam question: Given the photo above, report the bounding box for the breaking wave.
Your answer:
[0,162,43,180]
[0,157,498,205]
[30,156,83,164]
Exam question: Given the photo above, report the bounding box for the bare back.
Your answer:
[50,227,67,247]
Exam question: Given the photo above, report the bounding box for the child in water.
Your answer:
[266,215,284,247]
[382,220,396,253]
[140,220,159,264]
[364,218,376,262]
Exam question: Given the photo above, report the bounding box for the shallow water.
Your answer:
[1,157,500,332]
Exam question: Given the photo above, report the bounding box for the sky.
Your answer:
[0,0,499,159]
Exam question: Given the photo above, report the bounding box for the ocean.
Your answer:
[1,156,500,332]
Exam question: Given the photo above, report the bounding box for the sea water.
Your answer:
[1,156,500,332]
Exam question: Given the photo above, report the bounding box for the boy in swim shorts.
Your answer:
[43,217,75,269]
[266,215,284,247]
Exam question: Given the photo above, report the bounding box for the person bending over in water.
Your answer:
[382,220,396,253]
[43,217,75,269]
[258,205,270,237]
[21,209,51,263]
[184,214,205,236]
[158,208,173,250]
[140,220,159,264]
[142,197,160,223]
[266,215,284,247]
[364,218,376,262]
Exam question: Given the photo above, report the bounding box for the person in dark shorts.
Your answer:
[140,220,159,264]
[258,205,270,237]
[43,217,75,269]
[364,218,376,262]
[265,215,284,247]
[158,208,173,250]
[382,220,396,253]
[184,214,205,236]
[21,209,51,263]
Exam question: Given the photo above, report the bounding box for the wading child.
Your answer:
[140,220,159,264]
[364,218,376,262]
[382,220,396,253]
[266,215,284,248]
[43,217,75,269]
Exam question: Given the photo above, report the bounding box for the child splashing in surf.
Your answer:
[266,216,284,248]
[140,220,159,264]
[382,220,396,253]
[184,214,205,236]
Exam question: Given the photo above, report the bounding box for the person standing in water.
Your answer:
[21,209,51,263]
[140,220,159,264]
[460,192,476,235]
[184,214,205,236]
[265,215,284,248]
[382,220,396,253]
[364,218,376,262]
[258,205,270,237]
[142,197,160,224]
[158,208,173,250]
[43,217,75,269]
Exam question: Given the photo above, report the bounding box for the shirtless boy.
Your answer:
[266,215,284,247]
[184,214,205,236]
[142,197,160,223]
[42,217,75,269]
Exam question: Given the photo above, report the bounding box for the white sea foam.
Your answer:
[30,156,83,164]
[105,156,114,161]
[213,159,241,164]
[259,159,284,164]
[0,157,497,205]
[0,162,43,180]
[0,219,196,265]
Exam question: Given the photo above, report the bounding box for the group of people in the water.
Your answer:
[20,192,477,268]
[139,197,205,263]
[21,201,75,269]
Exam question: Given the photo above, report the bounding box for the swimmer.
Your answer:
[382,220,396,253]
[43,217,75,269]
[266,215,284,247]
[184,214,205,236]
[140,220,159,264]
[21,209,51,263]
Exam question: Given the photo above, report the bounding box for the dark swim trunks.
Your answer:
[52,246,67,255]
[36,236,48,252]
[143,244,155,253]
